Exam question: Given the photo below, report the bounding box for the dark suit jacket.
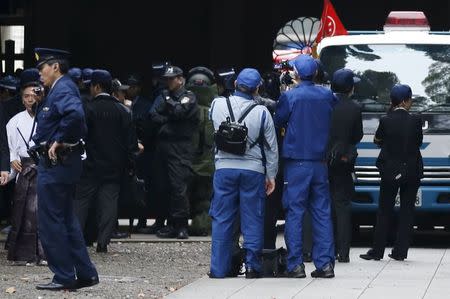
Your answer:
[83,94,138,182]
[375,108,423,181]
[327,93,363,171]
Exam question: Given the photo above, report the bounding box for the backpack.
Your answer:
[214,97,258,155]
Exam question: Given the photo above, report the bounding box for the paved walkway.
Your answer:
[165,247,449,299]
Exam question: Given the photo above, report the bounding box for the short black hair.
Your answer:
[93,81,112,94]
[46,59,69,74]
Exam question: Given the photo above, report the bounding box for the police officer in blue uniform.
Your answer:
[275,55,335,278]
[32,48,98,291]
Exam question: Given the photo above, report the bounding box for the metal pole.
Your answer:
[5,39,15,75]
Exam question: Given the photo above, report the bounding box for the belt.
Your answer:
[62,142,84,154]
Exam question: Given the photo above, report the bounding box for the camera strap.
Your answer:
[17,116,37,150]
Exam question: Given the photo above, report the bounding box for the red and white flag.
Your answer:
[315,0,348,43]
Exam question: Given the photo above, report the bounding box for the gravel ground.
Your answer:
[0,241,211,299]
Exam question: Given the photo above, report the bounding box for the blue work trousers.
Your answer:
[282,160,334,271]
[209,168,265,277]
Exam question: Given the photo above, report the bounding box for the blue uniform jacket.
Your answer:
[33,75,86,184]
[274,81,335,161]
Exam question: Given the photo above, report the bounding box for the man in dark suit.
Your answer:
[74,70,139,253]
[327,69,363,263]
[360,84,423,261]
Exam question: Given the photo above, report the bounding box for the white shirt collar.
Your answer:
[394,107,408,111]
[94,92,110,98]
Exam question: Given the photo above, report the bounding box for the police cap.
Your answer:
[34,48,70,69]
[68,67,82,82]
[216,67,236,91]
[112,79,130,92]
[126,74,142,86]
[331,68,360,93]
[0,75,19,91]
[82,68,94,84]
[152,61,171,76]
[91,69,112,86]
[163,66,183,78]
[390,84,412,106]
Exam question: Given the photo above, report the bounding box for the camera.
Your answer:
[32,86,44,94]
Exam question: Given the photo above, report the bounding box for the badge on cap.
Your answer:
[166,67,174,74]
[43,107,49,112]
[180,97,191,104]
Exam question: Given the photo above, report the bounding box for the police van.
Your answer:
[317,11,450,230]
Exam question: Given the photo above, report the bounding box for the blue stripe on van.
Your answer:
[356,157,450,166]
[357,142,430,150]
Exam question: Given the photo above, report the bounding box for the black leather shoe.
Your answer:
[156,226,177,238]
[137,223,165,234]
[177,227,189,239]
[245,268,261,279]
[76,276,99,289]
[360,249,382,261]
[36,281,77,291]
[207,271,238,278]
[96,244,107,253]
[111,231,129,239]
[388,253,405,261]
[302,252,313,263]
[337,254,350,263]
[311,263,335,278]
[287,264,306,278]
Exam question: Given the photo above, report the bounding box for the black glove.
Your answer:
[164,93,178,107]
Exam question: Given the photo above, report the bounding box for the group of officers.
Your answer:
[0,47,423,289]
[0,48,205,290]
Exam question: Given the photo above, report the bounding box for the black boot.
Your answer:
[177,227,189,239]
[245,268,261,279]
[360,249,382,261]
[138,219,165,234]
[311,263,335,278]
[287,263,306,278]
[156,226,177,238]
